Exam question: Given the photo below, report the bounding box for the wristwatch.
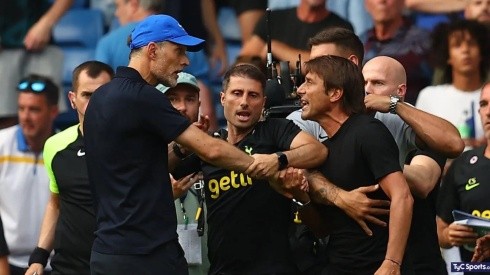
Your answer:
[275,152,289,170]
[389,95,401,114]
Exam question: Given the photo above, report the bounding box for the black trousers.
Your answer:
[90,239,188,275]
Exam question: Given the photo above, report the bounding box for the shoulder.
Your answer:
[45,125,79,148]
[0,125,19,148]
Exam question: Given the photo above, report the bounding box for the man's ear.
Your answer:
[220,91,225,106]
[397,84,407,98]
[329,88,343,103]
[147,42,158,60]
[348,54,360,67]
[68,91,76,109]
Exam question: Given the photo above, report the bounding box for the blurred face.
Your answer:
[69,70,112,124]
[18,92,58,141]
[297,72,330,121]
[479,84,490,140]
[447,30,482,77]
[151,42,189,87]
[165,84,200,123]
[221,76,265,132]
[114,0,135,25]
[363,61,400,96]
[365,0,404,23]
[465,0,490,23]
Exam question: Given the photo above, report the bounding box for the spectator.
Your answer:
[268,0,373,36]
[436,82,490,274]
[84,14,282,274]
[0,216,9,275]
[0,75,59,275]
[223,0,267,43]
[24,61,113,275]
[416,20,489,149]
[0,0,72,129]
[96,0,218,131]
[406,0,489,24]
[361,0,433,105]
[239,0,353,69]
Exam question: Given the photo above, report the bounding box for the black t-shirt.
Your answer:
[317,114,401,274]
[254,8,353,51]
[44,126,94,274]
[84,66,190,254]
[0,215,8,257]
[202,118,301,275]
[437,146,490,268]
[406,149,448,275]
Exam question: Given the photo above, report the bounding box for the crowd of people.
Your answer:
[1,0,490,275]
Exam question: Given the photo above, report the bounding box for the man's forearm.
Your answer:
[397,102,464,158]
[37,194,60,251]
[405,0,467,13]
[308,170,341,206]
[385,193,413,264]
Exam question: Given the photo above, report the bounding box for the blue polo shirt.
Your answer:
[84,66,190,254]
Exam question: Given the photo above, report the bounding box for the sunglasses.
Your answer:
[17,80,47,93]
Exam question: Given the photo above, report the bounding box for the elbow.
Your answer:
[412,185,432,199]
[447,138,465,158]
[200,143,223,163]
[315,145,328,166]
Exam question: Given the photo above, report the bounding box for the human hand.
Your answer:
[364,94,391,113]
[270,168,308,199]
[374,259,400,275]
[336,184,390,236]
[209,42,228,76]
[472,234,490,262]
[445,222,478,247]
[171,172,201,199]
[24,19,52,51]
[245,153,279,179]
[193,114,210,133]
[25,263,44,275]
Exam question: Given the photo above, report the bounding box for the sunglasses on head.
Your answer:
[17,80,47,93]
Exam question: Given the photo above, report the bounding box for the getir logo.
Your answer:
[208,171,253,199]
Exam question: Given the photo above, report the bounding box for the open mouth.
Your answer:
[236,111,251,121]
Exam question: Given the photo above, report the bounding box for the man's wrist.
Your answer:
[172,143,187,160]
[28,246,50,267]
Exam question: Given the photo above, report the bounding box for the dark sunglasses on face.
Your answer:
[17,80,47,93]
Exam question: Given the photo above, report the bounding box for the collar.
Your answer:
[15,125,30,152]
[115,66,147,83]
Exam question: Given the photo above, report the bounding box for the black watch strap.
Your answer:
[275,151,289,170]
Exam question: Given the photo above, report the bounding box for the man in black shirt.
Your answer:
[298,55,413,274]
[84,15,288,275]
[202,64,327,274]
[26,61,114,275]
